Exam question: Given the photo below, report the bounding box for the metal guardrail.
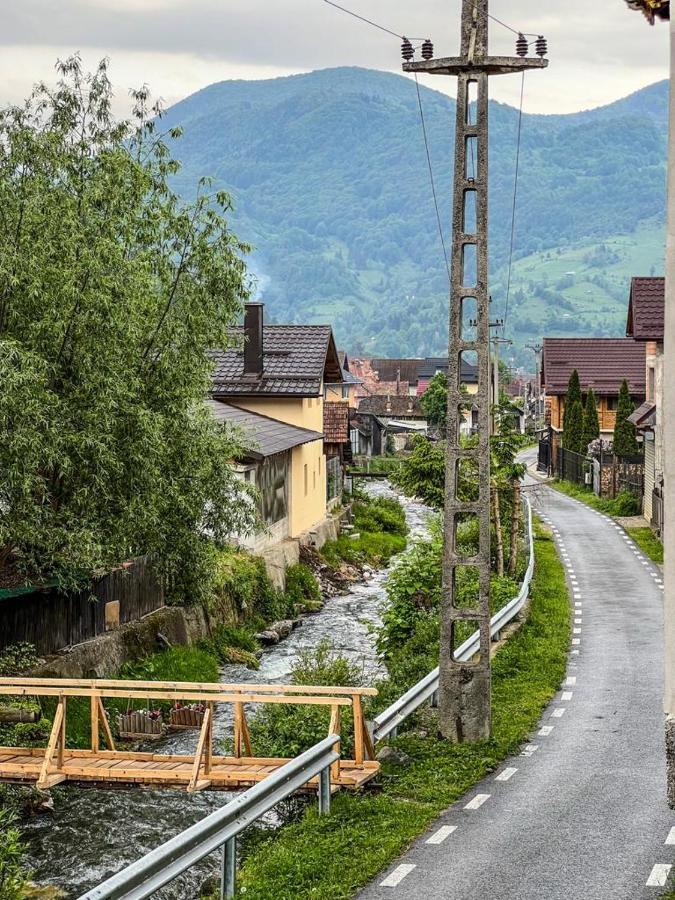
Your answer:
[372,497,534,743]
[77,735,340,900]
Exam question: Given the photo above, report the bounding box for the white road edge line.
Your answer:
[426,825,457,845]
[538,725,554,736]
[561,691,573,701]
[551,707,566,718]
[646,864,672,887]
[464,793,490,810]
[665,826,675,846]
[566,677,577,685]
[495,767,518,782]
[380,864,416,887]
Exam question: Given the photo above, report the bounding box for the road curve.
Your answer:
[358,452,674,900]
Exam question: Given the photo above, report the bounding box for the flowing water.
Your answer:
[23,482,433,898]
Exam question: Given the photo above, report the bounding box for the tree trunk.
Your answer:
[493,488,504,577]
[508,479,521,577]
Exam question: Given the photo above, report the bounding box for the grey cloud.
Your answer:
[0,1,669,109]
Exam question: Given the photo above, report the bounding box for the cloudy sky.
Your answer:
[1,1,670,116]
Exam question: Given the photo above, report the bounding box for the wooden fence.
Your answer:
[0,558,164,656]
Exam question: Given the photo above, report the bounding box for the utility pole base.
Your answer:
[438,664,491,743]
[666,716,675,808]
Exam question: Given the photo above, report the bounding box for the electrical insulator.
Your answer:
[515,33,528,57]
[535,35,548,58]
[421,39,434,60]
[401,37,414,62]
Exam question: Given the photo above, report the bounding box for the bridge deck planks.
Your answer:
[0,747,379,791]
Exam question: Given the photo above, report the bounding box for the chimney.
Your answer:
[243,302,264,377]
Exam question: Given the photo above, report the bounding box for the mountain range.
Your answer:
[161,66,667,363]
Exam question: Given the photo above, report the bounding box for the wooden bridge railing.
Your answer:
[0,678,378,793]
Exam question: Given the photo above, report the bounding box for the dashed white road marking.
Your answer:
[521,744,539,757]
[574,617,582,624]
[646,864,672,887]
[538,725,554,736]
[566,677,577,686]
[572,638,581,645]
[495,767,518,782]
[561,691,574,701]
[665,826,675,846]
[380,864,416,887]
[426,825,457,845]
[571,648,580,655]
[551,707,566,718]
[573,628,582,634]
[464,793,490,810]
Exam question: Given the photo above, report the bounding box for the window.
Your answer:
[648,366,655,402]
[607,396,619,411]
[313,468,316,490]
[304,464,308,496]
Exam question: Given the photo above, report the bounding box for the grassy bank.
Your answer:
[234,522,570,899]
[626,526,663,564]
[551,479,640,516]
[321,493,408,569]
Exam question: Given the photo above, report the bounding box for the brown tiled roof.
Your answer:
[626,276,664,341]
[542,338,646,396]
[208,401,322,459]
[628,400,656,429]
[211,325,341,397]
[369,358,422,386]
[323,402,349,444]
[358,395,425,418]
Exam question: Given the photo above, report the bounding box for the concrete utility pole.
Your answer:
[403,2,547,741]
[526,343,543,430]
[663,9,675,805]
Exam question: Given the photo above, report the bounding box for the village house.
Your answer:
[541,337,646,467]
[351,356,479,400]
[626,276,665,530]
[210,302,347,553]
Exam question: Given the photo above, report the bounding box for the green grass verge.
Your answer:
[550,479,640,516]
[626,527,663,564]
[234,522,570,899]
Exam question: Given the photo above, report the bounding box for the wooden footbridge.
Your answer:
[0,677,379,793]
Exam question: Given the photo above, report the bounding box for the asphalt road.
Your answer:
[359,450,674,900]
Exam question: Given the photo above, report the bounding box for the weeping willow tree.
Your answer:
[0,57,257,600]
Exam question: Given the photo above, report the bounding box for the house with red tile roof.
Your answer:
[542,337,646,439]
[626,276,665,528]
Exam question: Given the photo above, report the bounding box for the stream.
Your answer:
[23,482,433,898]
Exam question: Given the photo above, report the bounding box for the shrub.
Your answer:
[0,808,27,900]
[612,490,640,516]
[211,546,293,626]
[249,641,361,759]
[0,643,38,677]
[285,564,321,608]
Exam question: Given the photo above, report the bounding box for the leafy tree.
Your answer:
[582,387,600,451]
[420,372,448,430]
[563,399,584,454]
[0,57,256,600]
[391,436,445,508]
[613,379,638,457]
[562,369,581,439]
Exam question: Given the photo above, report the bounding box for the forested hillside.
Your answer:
[162,67,667,360]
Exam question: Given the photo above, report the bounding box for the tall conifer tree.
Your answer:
[613,380,638,457]
[582,387,600,451]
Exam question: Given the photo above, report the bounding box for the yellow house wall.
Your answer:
[289,439,326,537]
[235,396,324,432]
[325,384,357,408]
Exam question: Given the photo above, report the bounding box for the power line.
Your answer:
[502,70,525,336]
[322,0,530,44]
[413,73,450,280]
[320,0,424,41]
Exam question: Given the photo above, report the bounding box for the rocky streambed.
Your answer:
[22,482,433,898]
